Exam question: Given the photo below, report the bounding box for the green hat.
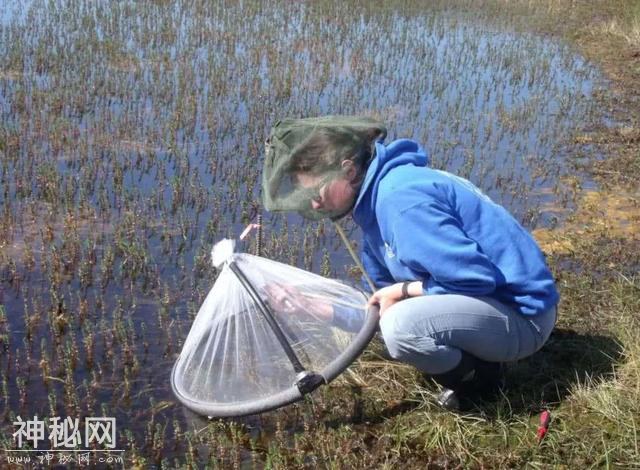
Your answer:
[261,115,387,220]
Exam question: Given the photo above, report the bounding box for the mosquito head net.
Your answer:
[262,116,387,220]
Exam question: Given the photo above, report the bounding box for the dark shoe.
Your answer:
[436,388,462,411]
[430,352,505,411]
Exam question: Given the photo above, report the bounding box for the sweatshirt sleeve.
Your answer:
[388,197,500,296]
[361,239,394,292]
[330,304,366,333]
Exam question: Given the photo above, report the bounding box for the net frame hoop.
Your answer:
[171,304,379,418]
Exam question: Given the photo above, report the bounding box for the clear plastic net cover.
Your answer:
[172,249,370,407]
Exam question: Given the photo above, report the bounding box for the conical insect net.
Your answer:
[172,242,374,416]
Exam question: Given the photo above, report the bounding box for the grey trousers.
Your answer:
[379,294,557,375]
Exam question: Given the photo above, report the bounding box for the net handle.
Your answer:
[228,261,306,374]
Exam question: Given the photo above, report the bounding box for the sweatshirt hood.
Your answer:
[353,139,430,228]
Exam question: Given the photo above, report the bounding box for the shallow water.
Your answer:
[0,0,606,466]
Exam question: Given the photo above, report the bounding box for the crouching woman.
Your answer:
[262,116,559,411]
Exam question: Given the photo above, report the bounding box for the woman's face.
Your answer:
[296,160,359,217]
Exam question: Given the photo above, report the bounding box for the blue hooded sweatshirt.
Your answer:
[350,138,559,317]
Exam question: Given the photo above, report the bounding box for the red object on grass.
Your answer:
[537,410,551,443]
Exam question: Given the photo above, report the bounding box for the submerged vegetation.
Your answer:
[0,0,638,467]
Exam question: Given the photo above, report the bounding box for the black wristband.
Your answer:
[401,281,411,300]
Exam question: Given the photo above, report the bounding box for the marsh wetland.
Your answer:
[1,0,639,468]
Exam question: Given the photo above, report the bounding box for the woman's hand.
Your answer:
[263,282,334,322]
[367,281,422,317]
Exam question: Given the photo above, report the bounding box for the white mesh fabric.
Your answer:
[173,252,368,406]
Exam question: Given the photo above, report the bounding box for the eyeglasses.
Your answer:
[297,174,335,208]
